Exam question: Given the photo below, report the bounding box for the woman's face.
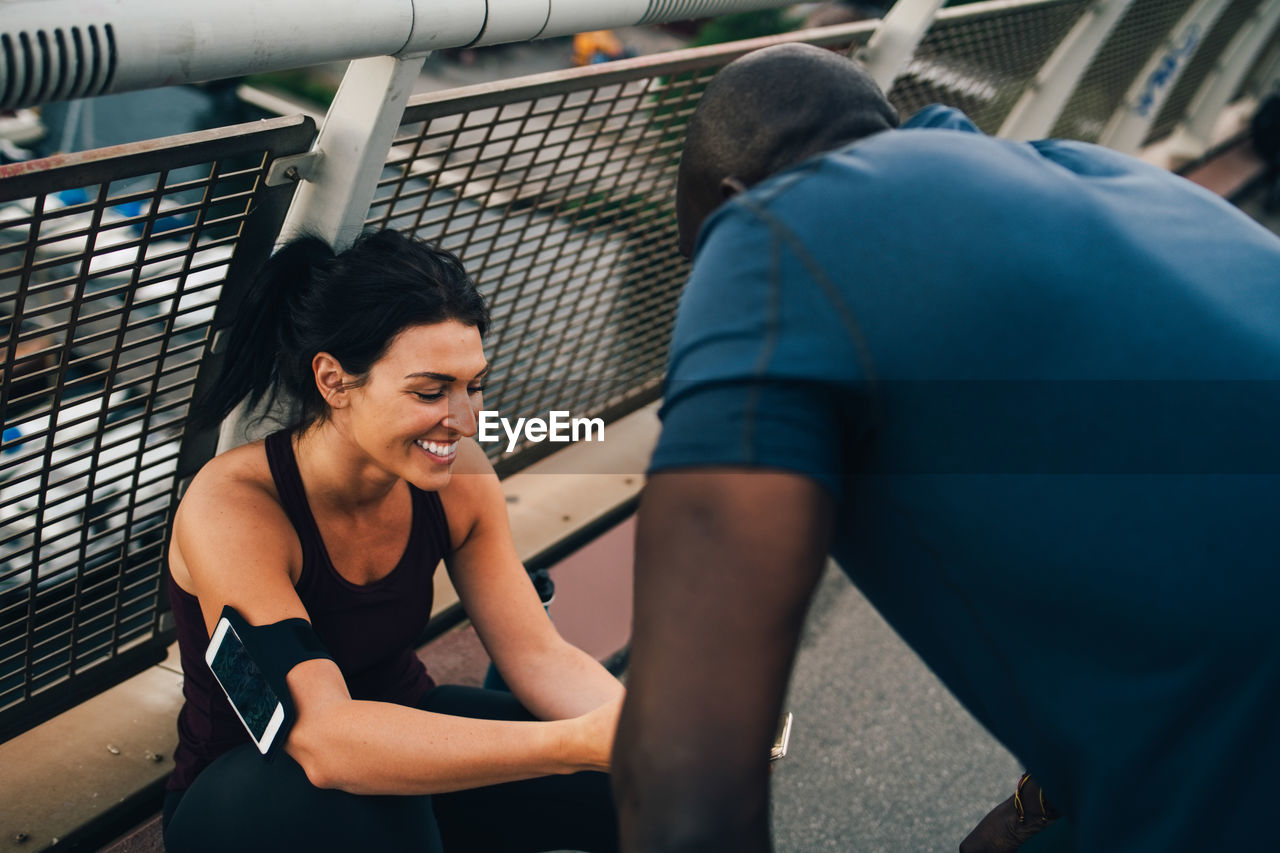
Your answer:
[339,320,488,492]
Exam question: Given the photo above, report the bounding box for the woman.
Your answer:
[163,230,623,852]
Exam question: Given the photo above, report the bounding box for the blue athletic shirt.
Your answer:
[650,105,1280,852]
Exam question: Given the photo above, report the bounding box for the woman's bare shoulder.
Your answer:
[171,439,300,592]
[182,439,278,508]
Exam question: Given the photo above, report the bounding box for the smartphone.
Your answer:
[206,616,287,755]
[770,711,793,762]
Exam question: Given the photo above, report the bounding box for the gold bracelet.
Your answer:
[1014,772,1032,823]
[1014,772,1058,824]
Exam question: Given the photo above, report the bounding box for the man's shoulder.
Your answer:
[754,115,1006,206]
[710,120,1008,249]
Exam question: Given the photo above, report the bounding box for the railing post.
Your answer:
[1164,0,1280,160]
[998,0,1136,140]
[217,54,425,450]
[1252,15,1280,92]
[853,0,947,92]
[277,55,427,249]
[1097,0,1231,154]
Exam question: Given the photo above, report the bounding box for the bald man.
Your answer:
[612,43,1280,853]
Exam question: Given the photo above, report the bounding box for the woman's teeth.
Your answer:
[417,439,457,459]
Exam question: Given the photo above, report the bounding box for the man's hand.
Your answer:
[959,774,1059,853]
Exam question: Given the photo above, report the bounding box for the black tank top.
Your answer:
[167,429,449,790]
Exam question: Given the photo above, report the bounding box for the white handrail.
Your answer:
[854,0,947,91]
[0,0,796,110]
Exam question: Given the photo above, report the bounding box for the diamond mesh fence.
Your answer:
[1051,0,1200,141]
[1237,6,1280,99]
[887,0,1089,134]
[365,28,885,472]
[1144,0,1265,146]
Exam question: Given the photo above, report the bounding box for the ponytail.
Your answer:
[191,235,334,432]
[191,230,489,435]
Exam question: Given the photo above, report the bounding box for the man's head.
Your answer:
[676,43,899,256]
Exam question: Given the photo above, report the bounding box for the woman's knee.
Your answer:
[164,746,442,852]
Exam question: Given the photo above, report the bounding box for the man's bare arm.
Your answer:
[613,469,834,852]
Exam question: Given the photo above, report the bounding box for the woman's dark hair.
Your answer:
[195,229,490,432]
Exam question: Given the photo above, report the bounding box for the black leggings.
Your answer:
[163,685,618,852]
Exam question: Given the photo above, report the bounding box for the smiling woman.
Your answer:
[315,319,489,493]
[162,230,624,852]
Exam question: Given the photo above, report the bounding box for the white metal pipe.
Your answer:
[1163,0,1280,160]
[854,0,947,92]
[539,0,650,42]
[469,0,553,47]
[998,0,1136,140]
[405,0,490,54]
[1098,0,1230,154]
[1,0,807,110]
[0,0,441,110]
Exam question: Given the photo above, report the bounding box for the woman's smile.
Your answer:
[416,437,459,465]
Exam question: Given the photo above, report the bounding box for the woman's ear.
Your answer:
[313,352,349,408]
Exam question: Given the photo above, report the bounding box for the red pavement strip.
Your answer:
[1183,137,1268,199]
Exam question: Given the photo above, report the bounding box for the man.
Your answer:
[612,43,1280,852]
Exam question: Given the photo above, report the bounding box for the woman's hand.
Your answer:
[564,694,624,773]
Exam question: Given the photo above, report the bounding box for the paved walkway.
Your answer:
[772,563,1022,852]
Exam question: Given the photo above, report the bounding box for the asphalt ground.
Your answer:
[770,562,1024,852]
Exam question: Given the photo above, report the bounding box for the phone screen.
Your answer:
[208,620,284,749]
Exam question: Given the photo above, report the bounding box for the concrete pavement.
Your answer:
[772,563,1023,851]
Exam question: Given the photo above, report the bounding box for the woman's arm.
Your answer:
[172,450,615,796]
[441,439,624,720]
[284,658,617,795]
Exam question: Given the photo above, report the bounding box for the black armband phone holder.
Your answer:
[214,605,333,761]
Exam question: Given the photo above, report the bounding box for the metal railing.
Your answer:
[1,0,1278,743]
[0,116,315,741]
[1144,0,1264,147]
[890,0,1090,132]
